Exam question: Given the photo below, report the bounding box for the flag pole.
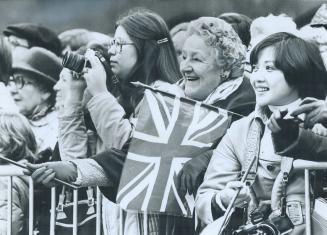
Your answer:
[0,155,79,189]
[130,81,245,118]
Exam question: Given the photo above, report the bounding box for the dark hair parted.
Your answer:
[116,8,181,85]
[115,8,181,113]
[250,32,327,99]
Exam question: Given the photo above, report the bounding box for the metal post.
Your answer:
[7,176,12,235]
[143,211,148,235]
[119,208,123,235]
[50,187,56,235]
[28,177,34,235]
[96,187,102,235]
[73,189,78,235]
[305,169,311,235]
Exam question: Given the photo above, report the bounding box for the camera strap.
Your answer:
[280,157,293,215]
[241,118,264,185]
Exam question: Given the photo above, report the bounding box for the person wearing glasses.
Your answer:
[9,47,62,155]
[27,9,183,235]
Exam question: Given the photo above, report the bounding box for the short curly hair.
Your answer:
[187,17,246,79]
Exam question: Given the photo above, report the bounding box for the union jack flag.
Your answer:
[116,89,230,217]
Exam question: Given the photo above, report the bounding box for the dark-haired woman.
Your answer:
[28,9,182,235]
[196,32,327,235]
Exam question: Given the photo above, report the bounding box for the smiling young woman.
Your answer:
[196,32,327,235]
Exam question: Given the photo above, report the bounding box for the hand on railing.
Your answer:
[24,161,78,188]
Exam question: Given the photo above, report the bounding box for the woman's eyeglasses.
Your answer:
[108,39,134,54]
[8,75,34,89]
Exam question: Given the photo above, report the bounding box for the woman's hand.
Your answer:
[65,74,87,104]
[267,110,288,133]
[56,68,87,112]
[219,181,251,208]
[25,161,77,187]
[290,97,327,129]
[83,49,108,96]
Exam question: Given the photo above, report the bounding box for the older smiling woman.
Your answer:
[177,17,256,199]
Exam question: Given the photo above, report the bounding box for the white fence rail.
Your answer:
[0,164,102,235]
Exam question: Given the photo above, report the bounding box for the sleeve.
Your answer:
[195,130,241,225]
[273,124,327,161]
[72,159,113,187]
[58,102,88,160]
[87,91,133,150]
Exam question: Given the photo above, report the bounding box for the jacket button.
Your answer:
[267,164,275,171]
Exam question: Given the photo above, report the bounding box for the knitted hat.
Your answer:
[3,23,61,56]
[310,4,327,27]
[12,47,62,85]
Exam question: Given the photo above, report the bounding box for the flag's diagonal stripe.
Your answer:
[134,91,180,143]
[160,158,191,215]
[117,153,160,210]
[156,92,172,122]
[181,104,228,148]
[190,112,228,141]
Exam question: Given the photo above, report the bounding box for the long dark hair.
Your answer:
[116,8,181,114]
[250,32,327,99]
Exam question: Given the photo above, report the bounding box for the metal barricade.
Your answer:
[49,184,102,235]
[0,164,102,235]
[293,159,327,235]
[0,165,34,235]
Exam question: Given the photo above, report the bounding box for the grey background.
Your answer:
[0,0,325,35]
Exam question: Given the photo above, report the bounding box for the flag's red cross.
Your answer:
[117,90,229,217]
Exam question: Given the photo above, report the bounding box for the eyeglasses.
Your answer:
[108,39,134,54]
[8,75,35,89]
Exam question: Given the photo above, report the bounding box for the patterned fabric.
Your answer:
[117,89,230,217]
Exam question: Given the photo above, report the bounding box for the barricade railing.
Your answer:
[0,165,34,235]
[293,159,327,235]
[0,164,102,235]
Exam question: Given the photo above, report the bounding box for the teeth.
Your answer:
[256,87,269,92]
[186,76,198,81]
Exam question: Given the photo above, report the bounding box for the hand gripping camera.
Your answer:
[62,50,119,94]
[233,205,294,235]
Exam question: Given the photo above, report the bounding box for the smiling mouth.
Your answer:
[185,76,198,81]
[256,87,269,92]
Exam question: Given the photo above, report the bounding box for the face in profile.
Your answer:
[9,72,51,116]
[180,34,223,101]
[108,26,138,81]
[54,68,84,109]
[250,46,299,107]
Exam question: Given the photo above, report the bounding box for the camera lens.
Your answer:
[62,51,87,73]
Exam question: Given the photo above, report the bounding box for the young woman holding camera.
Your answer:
[27,8,183,235]
[195,32,327,235]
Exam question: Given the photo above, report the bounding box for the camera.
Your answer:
[62,49,119,96]
[62,51,91,74]
[233,205,294,235]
